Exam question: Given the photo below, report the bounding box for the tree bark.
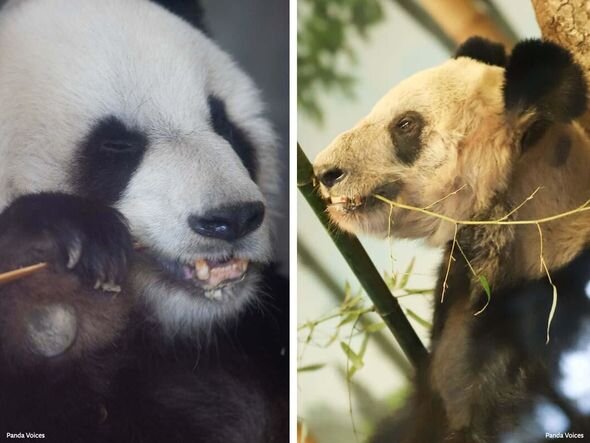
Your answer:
[532,0,590,131]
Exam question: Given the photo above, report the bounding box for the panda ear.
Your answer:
[503,39,587,122]
[454,36,506,67]
[150,0,206,32]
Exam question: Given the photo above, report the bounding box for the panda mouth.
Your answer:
[184,258,249,290]
[152,254,251,300]
[326,182,402,214]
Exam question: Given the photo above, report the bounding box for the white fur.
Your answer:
[315,58,514,246]
[0,0,279,333]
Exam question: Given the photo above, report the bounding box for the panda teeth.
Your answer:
[195,259,210,281]
[330,196,347,205]
[193,258,250,290]
[330,195,365,211]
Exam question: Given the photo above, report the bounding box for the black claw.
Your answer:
[0,192,133,286]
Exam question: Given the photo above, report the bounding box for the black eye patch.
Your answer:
[388,111,425,165]
[208,95,257,180]
[72,116,148,205]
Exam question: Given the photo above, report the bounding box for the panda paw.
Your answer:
[0,193,133,287]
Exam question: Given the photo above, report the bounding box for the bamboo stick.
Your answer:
[0,242,143,286]
[297,144,428,369]
[0,263,48,286]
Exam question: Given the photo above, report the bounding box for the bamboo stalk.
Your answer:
[297,144,428,369]
[0,263,48,286]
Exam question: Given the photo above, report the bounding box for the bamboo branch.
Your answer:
[297,144,428,369]
[298,239,413,377]
[0,263,48,286]
[0,242,144,286]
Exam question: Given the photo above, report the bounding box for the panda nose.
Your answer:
[317,167,347,188]
[188,202,265,242]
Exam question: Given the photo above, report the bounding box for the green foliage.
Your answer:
[297,258,432,378]
[298,0,385,122]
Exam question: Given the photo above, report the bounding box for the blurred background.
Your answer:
[298,1,540,441]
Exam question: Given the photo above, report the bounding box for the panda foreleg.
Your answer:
[0,192,133,286]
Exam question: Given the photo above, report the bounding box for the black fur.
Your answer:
[208,95,258,179]
[72,116,148,206]
[111,266,289,443]
[504,39,588,122]
[520,118,551,153]
[150,0,206,32]
[552,134,572,167]
[388,111,425,166]
[0,209,133,442]
[455,36,506,67]
[0,193,132,285]
[372,246,590,442]
[0,194,288,442]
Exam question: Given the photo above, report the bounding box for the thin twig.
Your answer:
[496,186,542,222]
[423,184,467,210]
[441,223,458,303]
[374,194,590,226]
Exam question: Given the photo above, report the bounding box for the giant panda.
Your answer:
[314,37,590,441]
[0,0,287,441]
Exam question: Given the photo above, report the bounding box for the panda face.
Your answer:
[314,58,513,245]
[314,38,587,247]
[0,0,278,331]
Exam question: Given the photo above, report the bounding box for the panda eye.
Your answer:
[100,140,140,153]
[397,117,416,133]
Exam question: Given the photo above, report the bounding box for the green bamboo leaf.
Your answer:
[341,294,364,310]
[364,322,386,333]
[338,313,360,327]
[479,275,491,298]
[474,276,491,316]
[399,257,416,289]
[298,363,326,373]
[405,309,432,329]
[340,341,364,371]
[343,281,352,301]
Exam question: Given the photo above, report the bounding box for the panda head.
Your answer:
[314,37,587,246]
[0,0,280,333]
